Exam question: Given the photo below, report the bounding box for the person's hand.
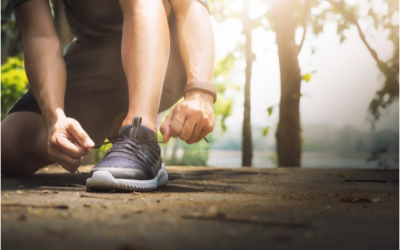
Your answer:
[47,116,94,173]
[161,90,215,144]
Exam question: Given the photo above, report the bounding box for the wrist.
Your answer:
[43,108,66,131]
[183,81,217,103]
[37,91,65,130]
[184,90,214,104]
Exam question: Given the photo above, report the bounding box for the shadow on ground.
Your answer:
[1,167,268,193]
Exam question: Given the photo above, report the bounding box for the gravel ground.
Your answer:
[1,166,399,250]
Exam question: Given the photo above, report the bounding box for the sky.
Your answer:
[211,1,399,134]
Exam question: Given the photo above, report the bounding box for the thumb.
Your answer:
[160,112,173,143]
[68,121,94,148]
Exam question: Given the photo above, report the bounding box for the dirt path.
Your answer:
[1,166,399,250]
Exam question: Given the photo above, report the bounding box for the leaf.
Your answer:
[302,73,311,82]
[262,126,270,137]
[339,35,346,43]
[267,106,274,117]
[340,195,385,203]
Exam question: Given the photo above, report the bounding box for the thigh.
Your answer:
[1,112,54,176]
[63,37,129,144]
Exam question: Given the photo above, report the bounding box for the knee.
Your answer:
[0,159,37,177]
[170,0,205,16]
[1,155,38,177]
[1,129,37,177]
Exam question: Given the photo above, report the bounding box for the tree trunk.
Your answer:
[274,1,302,167]
[53,0,75,50]
[242,1,253,167]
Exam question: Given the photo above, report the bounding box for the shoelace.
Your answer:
[93,137,209,148]
[93,137,208,167]
[74,137,208,174]
[102,138,160,167]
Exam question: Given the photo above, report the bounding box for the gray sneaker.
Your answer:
[86,117,168,192]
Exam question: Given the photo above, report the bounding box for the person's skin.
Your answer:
[161,0,215,144]
[1,0,215,176]
[120,0,215,143]
[119,0,170,132]
[3,0,93,175]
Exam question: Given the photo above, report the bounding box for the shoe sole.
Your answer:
[86,164,168,192]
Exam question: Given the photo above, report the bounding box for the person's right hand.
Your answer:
[47,117,94,173]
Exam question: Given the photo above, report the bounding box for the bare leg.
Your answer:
[1,112,54,176]
[119,0,170,132]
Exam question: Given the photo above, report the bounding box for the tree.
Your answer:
[321,0,399,124]
[242,1,254,166]
[210,0,258,166]
[266,0,398,167]
[272,1,303,167]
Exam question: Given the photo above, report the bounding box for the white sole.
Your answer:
[86,164,168,192]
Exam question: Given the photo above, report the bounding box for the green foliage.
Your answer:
[268,153,277,166]
[2,1,22,63]
[268,0,398,125]
[1,1,15,29]
[267,106,274,117]
[1,57,29,119]
[262,126,270,137]
[302,70,317,83]
[263,105,276,136]
[1,1,13,35]
[162,138,210,166]
[302,73,311,82]
[94,139,113,162]
[213,51,241,133]
[214,97,233,132]
[309,0,399,124]
[354,0,398,123]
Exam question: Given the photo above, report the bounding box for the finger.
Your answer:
[196,123,213,143]
[169,108,185,138]
[68,121,94,148]
[179,118,195,141]
[160,112,174,143]
[56,136,90,158]
[48,147,82,173]
[186,123,203,144]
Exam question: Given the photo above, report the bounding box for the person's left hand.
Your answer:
[160,91,215,144]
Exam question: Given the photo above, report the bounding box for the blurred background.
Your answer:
[1,0,398,169]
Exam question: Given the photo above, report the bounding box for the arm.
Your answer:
[161,0,215,144]
[17,0,65,129]
[16,0,93,172]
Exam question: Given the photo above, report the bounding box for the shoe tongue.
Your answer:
[119,125,132,139]
[118,118,158,142]
[130,125,158,141]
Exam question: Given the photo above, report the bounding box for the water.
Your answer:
[207,150,399,169]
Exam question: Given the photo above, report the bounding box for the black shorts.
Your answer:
[7,20,186,144]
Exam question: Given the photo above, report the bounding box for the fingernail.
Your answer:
[85,139,95,147]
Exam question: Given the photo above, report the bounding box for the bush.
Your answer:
[162,138,210,166]
[95,139,113,162]
[1,57,29,119]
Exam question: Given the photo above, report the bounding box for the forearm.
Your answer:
[171,0,215,86]
[23,35,67,130]
[15,0,67,130]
